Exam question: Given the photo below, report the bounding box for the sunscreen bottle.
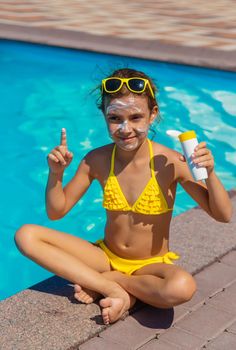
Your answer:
[178,130,208,181]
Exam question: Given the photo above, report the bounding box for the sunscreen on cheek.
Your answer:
[135,126,149,136]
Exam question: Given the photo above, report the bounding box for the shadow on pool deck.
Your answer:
[0,191,235,350]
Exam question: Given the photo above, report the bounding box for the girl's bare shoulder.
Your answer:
[151,140,181,163]
[83,143,114,178]
[151,140,190,181]
[84,143,113,162]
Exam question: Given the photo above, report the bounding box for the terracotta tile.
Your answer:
[139,339,183,349]
[207,287,236,314]
[0,7,37,13]
[79,336,130,350]
[178,290,206,312]
[0,14,50,21]
[220,251,236,266]
[215,45,236,51]
[174,304,235,341]
[205,331,236,349]
[194,261,236,297]
[226,281,236,294]
[206,32,236,39]
[172,305,190,323]
[99,307,175,348]
[227,320,236,334]
[159,326,206,349]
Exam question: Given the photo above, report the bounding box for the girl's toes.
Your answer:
[74,293,82,302]
[74,284,82,293]
[104,316,110,325]
[99,297,112,308]
[84,296,93,303]
[74,292,85,303]
[102,308,110,325]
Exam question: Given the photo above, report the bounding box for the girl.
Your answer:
[15,68,232,325]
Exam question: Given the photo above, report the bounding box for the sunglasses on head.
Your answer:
[102,77,155,98]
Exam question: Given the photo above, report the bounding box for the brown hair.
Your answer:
[97,68,159,114]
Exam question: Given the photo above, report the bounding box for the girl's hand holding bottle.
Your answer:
[191,141,214,176]
[47,128,73,174]
[176,130,214,181]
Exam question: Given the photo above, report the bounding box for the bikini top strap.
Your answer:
[110,140,154,177]
[109,144,116,176]
[147,139,156,178]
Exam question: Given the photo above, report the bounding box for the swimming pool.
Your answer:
[1,40,235,300]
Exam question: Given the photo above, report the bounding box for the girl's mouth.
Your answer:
[119,136,136,142]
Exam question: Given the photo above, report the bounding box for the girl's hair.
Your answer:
[97,68,159,114]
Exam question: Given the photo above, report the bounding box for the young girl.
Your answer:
[15,68,232,325]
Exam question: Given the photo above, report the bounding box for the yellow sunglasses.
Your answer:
[102,77,155,98]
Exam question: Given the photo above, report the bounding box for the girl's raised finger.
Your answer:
[60,128,67,148]
[56,145,68,157]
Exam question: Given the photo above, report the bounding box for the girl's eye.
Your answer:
[107,115,121,123]
[131,115,142,121]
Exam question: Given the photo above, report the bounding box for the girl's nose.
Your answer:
[119,120,132,133]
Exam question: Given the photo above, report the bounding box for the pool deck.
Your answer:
[0,0,236,71]
[0,1,236,349]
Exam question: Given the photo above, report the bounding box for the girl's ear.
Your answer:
[150,106,158,124]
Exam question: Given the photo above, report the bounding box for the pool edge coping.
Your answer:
[0,23,236,72]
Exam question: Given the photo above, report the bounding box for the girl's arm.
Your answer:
[46,171,65,220]
[176,142,232,222]
[46,128,94,220]
[204,170,232,222]
[46,158,93,220]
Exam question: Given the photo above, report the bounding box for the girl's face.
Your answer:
[104,94,157,152]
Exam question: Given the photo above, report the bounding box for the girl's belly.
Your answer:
[104,211,172,259]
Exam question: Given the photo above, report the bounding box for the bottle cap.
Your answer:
[178,130,196,142]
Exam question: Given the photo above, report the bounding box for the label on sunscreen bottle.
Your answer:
[178,131,208,181]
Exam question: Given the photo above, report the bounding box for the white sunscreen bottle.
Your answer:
[178,130,208,181]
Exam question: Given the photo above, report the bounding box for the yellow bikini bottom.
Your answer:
[95,239,180,275]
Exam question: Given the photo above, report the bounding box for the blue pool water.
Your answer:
[1,40,235,300]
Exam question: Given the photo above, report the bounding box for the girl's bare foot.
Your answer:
[99,286,135,325]
[74,284,101,304]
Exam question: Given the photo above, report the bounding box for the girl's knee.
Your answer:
[15,224,39,254]
[178,273,196,303]
[165,271,197,305]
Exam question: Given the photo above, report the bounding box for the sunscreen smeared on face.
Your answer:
[106,98,141,115]
[106,98,150,151]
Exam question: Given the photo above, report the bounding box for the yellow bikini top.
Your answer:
[103,139,172,215]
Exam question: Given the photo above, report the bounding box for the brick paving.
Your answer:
[0,0,236,70]
[80,251,236,350]
[0,0,236,51]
